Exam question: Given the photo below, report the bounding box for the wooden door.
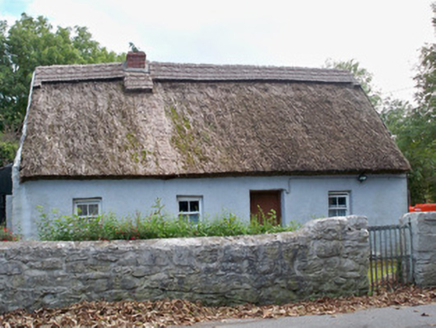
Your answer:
[250,190,281,225]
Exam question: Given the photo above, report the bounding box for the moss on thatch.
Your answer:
[165,105,209,170]
[19,63,410,180]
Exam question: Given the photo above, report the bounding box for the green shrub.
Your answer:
[36,201,301,241]
[0,139,18,166]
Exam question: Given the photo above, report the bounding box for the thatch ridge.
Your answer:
[33,63,124,87]
[149,62,358,84]
[19,76,410,179]
[33,61,359,87]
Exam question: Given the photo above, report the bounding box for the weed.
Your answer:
[0,225,21,241]
[36,200,300,241]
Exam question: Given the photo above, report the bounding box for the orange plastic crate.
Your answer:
[409,203,436,212]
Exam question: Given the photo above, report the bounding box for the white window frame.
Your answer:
[73,198,102,219]
[177,196,202,223]
[328,192,350,217]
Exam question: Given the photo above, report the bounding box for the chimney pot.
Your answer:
[126,51,146,69]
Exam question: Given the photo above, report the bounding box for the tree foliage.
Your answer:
[380,3,436,205]
[415,3,436,114]
[0,13,124,165]
[380,98,436,204]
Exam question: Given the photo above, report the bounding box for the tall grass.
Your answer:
[36,201,300,241]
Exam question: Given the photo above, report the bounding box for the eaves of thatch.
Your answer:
[19,60,411,181]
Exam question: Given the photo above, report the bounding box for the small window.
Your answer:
[177,196,202,223]
[73,198,101,219]
[328,192,350,217]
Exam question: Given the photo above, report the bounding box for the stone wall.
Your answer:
[401,212,436,287]
[0,216,369,314]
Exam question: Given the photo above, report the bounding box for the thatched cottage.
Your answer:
[11,52,410,238]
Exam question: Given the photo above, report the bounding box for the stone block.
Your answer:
[194,247,220,263]
[131,266,160,277]
[66,261,87,273]
[340,258,360,272]
[347,216,368,230]
[120,276,140,290]
[27,258,63,270]
[0,261,23,275]
[295,258,324,274]
[90,279,110,293]
[117,254,138,266]
[65,253,89,262]
[314,240,342,258]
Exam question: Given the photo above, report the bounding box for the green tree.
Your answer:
[402,3,436,204]
[380,98,436,204]
[415,3,436,115]
[380,2,436,205]
[0,13,124,165]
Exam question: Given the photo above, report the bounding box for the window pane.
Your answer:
[338,209,347,216]
[328,210,337,217]
[338,197,346,206]
[88,204,99,215]
[190,201,199,212]
[189,214,200,224]
[179,201,188,212]
[77,204,88,216]
[329,197,337,206]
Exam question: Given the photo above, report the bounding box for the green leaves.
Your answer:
[380,11,436,204]
[36,201,300,241]
[380,99,436,204]
[0,136,18,166]
[386,2,436,204]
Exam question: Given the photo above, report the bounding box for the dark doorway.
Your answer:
[0,195,5,225]
[0,164,12,225]
[250,190,281,225]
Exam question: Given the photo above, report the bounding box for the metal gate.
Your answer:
[368,223,413,292]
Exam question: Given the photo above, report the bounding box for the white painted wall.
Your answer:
[11,174,408,239]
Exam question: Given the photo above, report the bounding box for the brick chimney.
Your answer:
[126,51,146,69]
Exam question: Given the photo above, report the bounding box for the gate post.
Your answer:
[401,212,436,287]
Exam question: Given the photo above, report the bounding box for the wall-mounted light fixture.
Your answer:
[358,173,367,183]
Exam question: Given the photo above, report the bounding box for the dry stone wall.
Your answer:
[401,212,436,287]
[0,216,369,313]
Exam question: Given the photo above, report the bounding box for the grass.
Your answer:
[369,259,398,280]
[368,259,408,291]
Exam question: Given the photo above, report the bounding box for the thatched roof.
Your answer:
[19,60,410,180]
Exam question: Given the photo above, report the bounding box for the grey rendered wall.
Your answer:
[401,212,436,287]
[11,174,406,239]
[0,216,368,314]
[286,175,407,226]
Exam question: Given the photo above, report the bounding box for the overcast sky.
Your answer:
[1,0,434,103]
